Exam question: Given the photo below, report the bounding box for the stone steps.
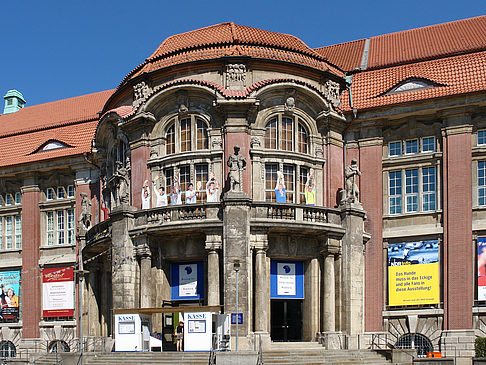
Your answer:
[262,349,393,365]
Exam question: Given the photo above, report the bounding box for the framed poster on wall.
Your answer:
[270,260,304,299]
[171,262,204,300]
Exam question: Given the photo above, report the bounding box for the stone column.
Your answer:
[100,259,110,336]
[135,236,152,308]
[205,231,222,307]
[87,264,100,336]
[303,257,320,341]
[254,248,268,332]
[322,252,336,332]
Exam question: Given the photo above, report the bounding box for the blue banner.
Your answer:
[171,262,204,300]
[270,261,304,299]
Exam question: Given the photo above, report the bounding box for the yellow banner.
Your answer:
[388,262,439,306]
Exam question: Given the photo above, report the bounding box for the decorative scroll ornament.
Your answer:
[284,89,296,113]
[226,64,247,89]
[211,136,223,150]
[250,136,261,149]
[133,81,151,108]
[324,80,341,108]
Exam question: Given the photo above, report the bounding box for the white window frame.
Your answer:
[421,136,436,153]
[388,141,402,157]
[404,139,419,155]
[479,161,486,206]
[478,130,486,146]
[45,209,75,246]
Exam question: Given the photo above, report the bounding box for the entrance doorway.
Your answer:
[270,300,303,341]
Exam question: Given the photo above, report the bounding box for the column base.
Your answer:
[440,329,475,360]
[252,332,271,351]
[318,331,347,350]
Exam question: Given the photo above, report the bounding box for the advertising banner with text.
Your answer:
[171,262,204,300]
[388,240,439,306]
[477,236,486,300]
[43,267,74,318]
[0,270,20,321]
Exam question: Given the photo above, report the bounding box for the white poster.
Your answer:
[42,280,74,312]
[179,263,198,297]
[277,263,296,296]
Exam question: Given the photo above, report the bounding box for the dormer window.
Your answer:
[384,78,441,96]
[35,140,69,153]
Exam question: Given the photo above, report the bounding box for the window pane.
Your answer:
[422,167,436,211]
[405,169,418,212]
[166,124,175,155]
[283,165,295,203]
[195,164,208,202]
[47,188,54,200]
[265,164,278,202]
[67,185,74,197]
[57,187,65,199]
[5,195,13,205]
[67,209,75,245]
[0,219,2,250]
[422,137,435,152]
[179,166,190,197]
[264,119,277,149]
[299,167,309,204]
[47,211,54,246]
[180,118,191,152]
[14,193,21,205]
[405,139,419,154]
[5,217,12,249]
[196,119,208,150]
[479,131,486,145]
[298,123,308,154]
[57,210,65,245]
[389,141,402,156]
[14,216,21,249]
[281,117,293,151]
[389,171,402,214]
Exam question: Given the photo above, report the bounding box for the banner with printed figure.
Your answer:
[0,271,20,321]
[477,237,486,300]
[388,240,439,306]
[42,267,74,318]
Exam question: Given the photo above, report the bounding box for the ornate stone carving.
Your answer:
[315,145,324,158]
[250,136,261,149]
[211,136,223,150]
[227,145,247,192]
[324,80,341,108]
[78,192,92,232]
[341,158,361,204]
[284,89,296,113]
[226,64,246,89]
[178,94,189,115]
[133,81,151,108]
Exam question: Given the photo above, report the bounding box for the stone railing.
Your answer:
[251,202,340,225]
[85,218,112,243]
[134,203,222,227]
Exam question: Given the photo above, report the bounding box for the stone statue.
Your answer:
[227,145,247,192]
[114,161,130,205]
[342,158,362,204]
[78,192,91,231]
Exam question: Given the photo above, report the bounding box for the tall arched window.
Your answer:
[180,118,191,152]
[196,118,208,150]
[264,115,310,154]
[166,123,175,155]
[0,341,16,358]
[298,123,308,154]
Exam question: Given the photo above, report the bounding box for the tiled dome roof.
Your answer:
[119,22,343,87]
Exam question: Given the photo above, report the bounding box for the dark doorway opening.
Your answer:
[270,299,303,341]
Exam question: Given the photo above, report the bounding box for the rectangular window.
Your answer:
[14,193,21,205]
[47,188,55,200]
[283,165,295,203]
[179,165,190,196]
[180,118,191,152]
[67,185,74,198]
[67,209,75,245]
[265,118,277,149]
[422,137,435,152]
[0,219,2,250]
[196,119,208,150]
[389,171,402,214]
[14,216,21,249]
[281,117,293,151]
[422,167,436,211]
[479,161,486,206]
[299,167,309,204]
[388,141,402,157]
[479,130,486,146]
[195,164,208,202]
[47,211,54,246]
[405,169,419,212]
[5,217,12,249]
[5,194,13,206]
[57,210,65,245]
[405,139,419,154]
[57,187,65,199]
[265,164,278,202]
[164,168,174,202]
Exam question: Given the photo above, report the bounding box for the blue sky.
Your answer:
[1,1,484,107]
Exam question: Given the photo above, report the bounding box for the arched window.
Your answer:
[48,340,70,353]
[265,118,277,149]
[196,118,208,150]
[166,123,175,155]
[0,341,16,358]
[298,123,308,154]
[264,115,310,154]
[180,118,191,152]
[395,333,433,357]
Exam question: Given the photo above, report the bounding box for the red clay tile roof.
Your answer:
[314,39,366,72]
[0,90,113,168]
[119,22,344,87]
[341,50,486,111]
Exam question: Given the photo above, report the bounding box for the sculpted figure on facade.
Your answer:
[114,161,130,205]
[226,64,247,89]
[342,158,361,204]
[133,81,151,108]
[284,89,296,113]
[227,145,247,192]
[324,80,341,109]
[78,192,92,231]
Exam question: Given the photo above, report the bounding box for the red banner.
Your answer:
[42,267,74,318]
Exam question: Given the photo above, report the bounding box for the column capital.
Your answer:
[320,236,341,256]
[205,230,222,251]
[135,244,151,258]
[250,230,268,251]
